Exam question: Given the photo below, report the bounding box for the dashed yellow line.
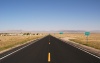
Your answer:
[49,42,50,44]
[48,52,51,62]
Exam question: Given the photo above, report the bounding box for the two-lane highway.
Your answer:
[0,35,100,63]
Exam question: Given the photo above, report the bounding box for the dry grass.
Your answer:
[53,33,100,50]
[0,35,44,51]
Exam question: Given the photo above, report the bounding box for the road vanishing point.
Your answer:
[0,35,100,63]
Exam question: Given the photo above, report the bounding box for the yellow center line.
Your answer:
[48,52,51,62]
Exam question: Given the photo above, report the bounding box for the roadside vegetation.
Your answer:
[53,33,100,50]
[0,33,45,51]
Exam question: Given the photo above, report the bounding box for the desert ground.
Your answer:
[53,33,100,50]
[0,33,100,52]
[0,34,45,51]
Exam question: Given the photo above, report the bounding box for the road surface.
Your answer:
[0,35,100,63]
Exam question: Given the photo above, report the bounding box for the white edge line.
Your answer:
[65,41,100,59]
[53,36,100,59]
[0,41,35,60]
[0,35,47,60]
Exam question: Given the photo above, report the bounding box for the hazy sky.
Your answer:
[0,0,100,31]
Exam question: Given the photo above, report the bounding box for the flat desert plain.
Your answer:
[53,33,100,50]
[0,35,44,51]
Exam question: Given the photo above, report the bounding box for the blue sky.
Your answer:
[0,0,100,31]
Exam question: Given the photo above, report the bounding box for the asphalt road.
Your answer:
[0,35,100,63]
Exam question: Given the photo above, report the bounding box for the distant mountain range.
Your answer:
[0,30,50,33]
[0,30,100,33]
[0,30,31,33]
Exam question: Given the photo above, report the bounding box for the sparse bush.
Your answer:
[23,33,30,35]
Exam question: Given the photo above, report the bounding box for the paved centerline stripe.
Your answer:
[49,42,50,45]
[48,52,51,62]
